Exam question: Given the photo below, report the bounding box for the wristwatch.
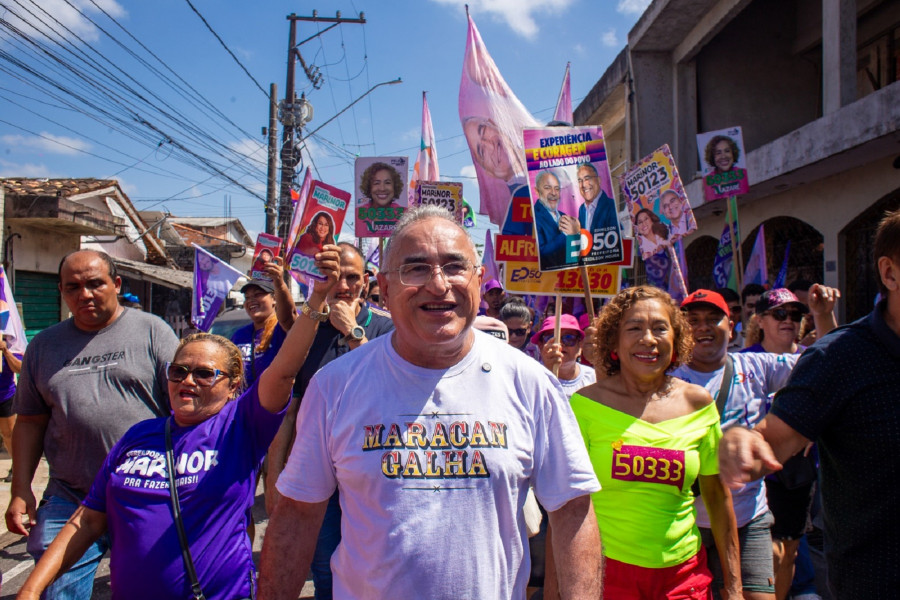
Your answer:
[300,302,331,323]
[343,325,365,344]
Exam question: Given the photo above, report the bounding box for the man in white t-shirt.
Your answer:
[259,206,602,600]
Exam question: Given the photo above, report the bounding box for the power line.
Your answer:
[182,0,267,98]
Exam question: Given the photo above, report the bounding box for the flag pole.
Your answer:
[579,265,595,321]
[727,196,743,291]
[552,294,563,377]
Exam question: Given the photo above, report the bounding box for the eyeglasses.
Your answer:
[539,333,583,347]
[763,308,803,323]
[165,362,227,386]
[508,327,529,337]
[391,261,475,287]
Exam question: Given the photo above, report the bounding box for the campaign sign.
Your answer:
[288,180,350,281]
[413,181,464,224]
[504,262,620,297]
[497,234,634,267]
[249,233,282,281]
[354,156,408,238]
[620,145,696,260]
[697,126,749,202]
[523,126,624,272]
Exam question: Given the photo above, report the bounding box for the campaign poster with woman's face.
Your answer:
[696,126,750,202]
[620,145,696,260]
[354,156,408,238]
[287,180,350,281]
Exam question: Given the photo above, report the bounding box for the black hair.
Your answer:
[741,283,766,303]
[786,279,815,294]
[715,287,740,303]
[58,250,118,281]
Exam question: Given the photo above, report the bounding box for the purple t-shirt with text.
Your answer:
[83,381,286,600]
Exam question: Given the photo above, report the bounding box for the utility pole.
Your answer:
[265,82,278,235]
[277,11,366,242]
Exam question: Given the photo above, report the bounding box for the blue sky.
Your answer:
[0,0,650,242]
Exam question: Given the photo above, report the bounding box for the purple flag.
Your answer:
[192,245,243,332]
[743,225,769,286]
[773,241,791,288]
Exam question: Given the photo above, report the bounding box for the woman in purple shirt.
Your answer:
[17,247,341,600]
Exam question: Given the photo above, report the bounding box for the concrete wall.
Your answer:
[691,155,900,292]
[695,0,821,157]
[10,224,80,275]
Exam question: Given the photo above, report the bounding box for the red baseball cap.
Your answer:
[680,289,730,317]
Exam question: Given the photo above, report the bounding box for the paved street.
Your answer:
[0,450,315,598]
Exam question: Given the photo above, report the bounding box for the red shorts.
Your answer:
[603,546,713,599]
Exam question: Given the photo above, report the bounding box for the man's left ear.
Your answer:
[114,276,122,293]
[878,256,899,292]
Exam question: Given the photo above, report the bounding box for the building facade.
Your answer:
[575,0,900,321]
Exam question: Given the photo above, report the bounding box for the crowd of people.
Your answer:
[0,204,896,599]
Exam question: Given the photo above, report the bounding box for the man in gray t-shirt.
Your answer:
[5,250,179,600]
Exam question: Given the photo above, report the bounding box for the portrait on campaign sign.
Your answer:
[620,145,696,260]
[697,126,750,202]
[354,156,408,238]
[249,233,281,281]
[523,126,624,273]
[288,180,349,281]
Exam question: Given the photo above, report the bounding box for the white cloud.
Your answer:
[0,133,91,156]
[617,0,652,16]
[115,177,138,197]
[227,138,266,158]
[0,0,127,44]
[602,28,619,48]
[431,0,575,39]
[0,159,54,178]
[460,164,480,201]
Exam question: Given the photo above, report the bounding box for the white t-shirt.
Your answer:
[672,352,798,527]
[559,364,597,398]
[278,330,600,599]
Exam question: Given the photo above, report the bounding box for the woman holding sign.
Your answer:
[551,286,741,599]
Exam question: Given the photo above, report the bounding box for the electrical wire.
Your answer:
[181,0,267,98]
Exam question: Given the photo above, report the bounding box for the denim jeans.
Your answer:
[26,495,110,600]
[310,490,341,600]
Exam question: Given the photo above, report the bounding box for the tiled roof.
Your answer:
[1,178,116,197]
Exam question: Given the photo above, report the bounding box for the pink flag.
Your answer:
[285,168,313,255]
[552,63,573,124]
[459,11,539,226]
[482,229,501,285]
[409,92,440,203]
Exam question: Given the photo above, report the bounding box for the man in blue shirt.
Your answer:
[720,208,900,599]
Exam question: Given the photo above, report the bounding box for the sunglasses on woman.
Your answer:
[508,327,529,337]
[165,362,227,386]
[764,307,803,323]
[539,333,583,347]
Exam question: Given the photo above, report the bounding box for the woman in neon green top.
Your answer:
[551,286,742,599]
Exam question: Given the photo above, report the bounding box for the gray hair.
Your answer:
[383,205,478,269]
[535,170,558,190]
